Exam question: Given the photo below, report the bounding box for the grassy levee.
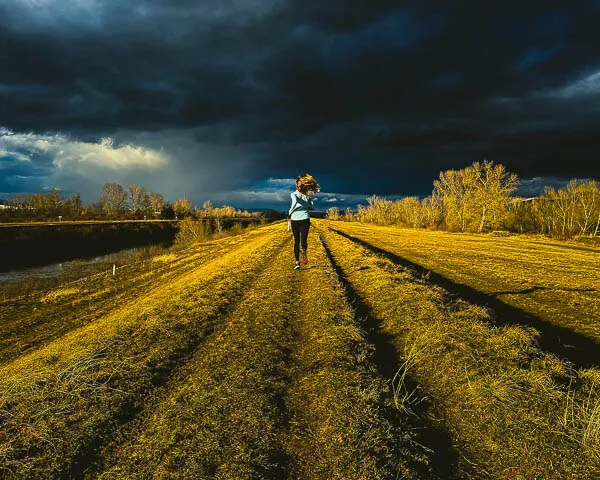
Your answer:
[95,225,432,480]
[94,234,298,479]
[317,220,600,479]
[326,221,600,357]
[284,227,433,479]
[0,233,252,364]
[0,224,286,479]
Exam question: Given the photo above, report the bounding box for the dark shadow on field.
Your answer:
[330,227,600,370]
[319,232,460,480]
[491,286,595,296]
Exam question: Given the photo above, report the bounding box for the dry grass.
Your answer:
[283,229,430,479]
[0,223,286,478]
[39,286,81,303]
[326,220,600,342]
[317,220,600,479]
[92,226,430,479]
[95,236,297,479]
[0,229,270,364]
[3,218,598,478]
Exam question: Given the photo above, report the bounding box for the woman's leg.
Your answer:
[300,219,310,258]
[291,220,301,262]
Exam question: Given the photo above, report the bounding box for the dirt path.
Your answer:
[282,226,439,479]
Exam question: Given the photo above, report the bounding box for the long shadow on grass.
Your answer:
[490,286,595,295]
[67,239,292,480]
[319,231,460,480]
[330,227,600,370]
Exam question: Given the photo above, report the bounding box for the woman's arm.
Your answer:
[289,192,298,218]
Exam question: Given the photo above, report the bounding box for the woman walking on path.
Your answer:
[288,174,320,269]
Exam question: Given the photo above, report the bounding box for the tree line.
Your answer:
[326,160,600,239]
[0,182,262,223]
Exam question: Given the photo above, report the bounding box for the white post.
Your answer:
[113,264,116,276]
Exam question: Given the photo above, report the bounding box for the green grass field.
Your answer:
[1,220,599,479]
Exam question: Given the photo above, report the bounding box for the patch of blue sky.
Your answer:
[0,152,52,176]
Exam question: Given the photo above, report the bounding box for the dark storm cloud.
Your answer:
[1,0,600,207]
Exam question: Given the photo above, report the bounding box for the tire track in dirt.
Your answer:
[315,226,459,479]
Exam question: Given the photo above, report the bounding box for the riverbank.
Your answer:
[0,219,265,301]
[0,221,179,272]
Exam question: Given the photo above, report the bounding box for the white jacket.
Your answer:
[288,190,314,221]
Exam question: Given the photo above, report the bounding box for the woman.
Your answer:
[288,174,320,269]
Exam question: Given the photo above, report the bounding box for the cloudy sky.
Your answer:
[2,1,600,211]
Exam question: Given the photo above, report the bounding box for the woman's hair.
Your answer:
[296,174,320,195]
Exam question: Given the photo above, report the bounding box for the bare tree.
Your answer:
[69,193,82,211]
[471,160,519,232]
[100,182,129,216]
[344,207,354,221]
[129,184,150,213]
[433,168,474,232]
[404,196,425,228]
[575,181,599,236]
[421,195,443,229]
[433,161,518,232]
[326,206,340,220]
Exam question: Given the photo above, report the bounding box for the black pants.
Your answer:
[291,218,310,262]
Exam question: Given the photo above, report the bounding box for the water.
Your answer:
[0,246,146,283]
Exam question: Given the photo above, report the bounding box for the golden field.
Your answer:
[325,221,600,344]
[0,220,598,479]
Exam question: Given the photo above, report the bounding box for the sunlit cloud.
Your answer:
[263,177,296,186]
[0,128,166,172]
[0,127,168,198]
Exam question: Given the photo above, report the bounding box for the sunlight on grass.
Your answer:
[40,286,81,303]
[327,220,600,342]
[317,220,600,478]
[0,223,286,478]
